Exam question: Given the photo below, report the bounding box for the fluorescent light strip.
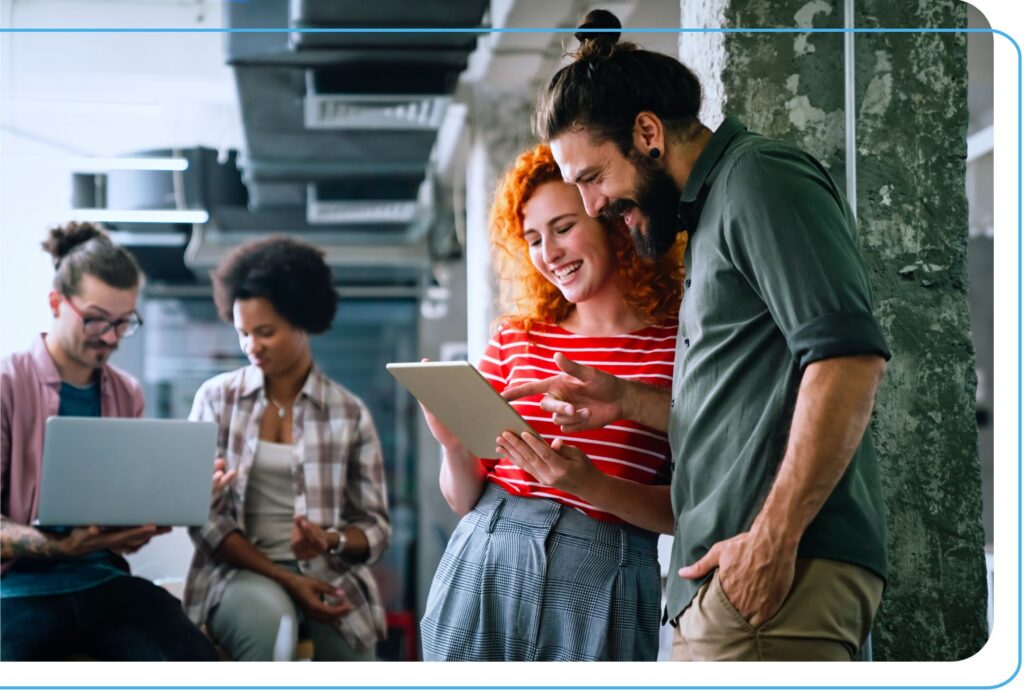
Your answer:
[67,209,209,224]
[107,232,187,247]
[69,157,189,172]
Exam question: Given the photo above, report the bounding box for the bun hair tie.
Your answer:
[574,8,622,54]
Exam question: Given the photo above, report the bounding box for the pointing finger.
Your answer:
[552,352,590,380]
[501,378,555,402]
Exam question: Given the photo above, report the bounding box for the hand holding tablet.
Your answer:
[386,361,536,458]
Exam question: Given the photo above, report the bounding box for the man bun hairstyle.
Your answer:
[573,8,621,56]
[211,235,337,334]
[535,8,703,152]
[42,221,142,295]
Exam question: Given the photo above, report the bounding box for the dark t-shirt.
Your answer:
[56,381,102,418]
[0,381,126,599]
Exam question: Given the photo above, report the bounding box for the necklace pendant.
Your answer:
[277,407,286,419]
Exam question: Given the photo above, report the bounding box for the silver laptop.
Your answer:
[36,417,217,527]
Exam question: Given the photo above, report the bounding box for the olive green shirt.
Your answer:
[665,117,891,620]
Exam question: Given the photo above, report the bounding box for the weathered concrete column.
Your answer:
[680,0,987,660]
[463,85,537,362]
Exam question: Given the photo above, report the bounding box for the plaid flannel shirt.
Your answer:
[182,364,390,651]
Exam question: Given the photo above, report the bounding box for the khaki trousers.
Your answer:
[672,558,883,661]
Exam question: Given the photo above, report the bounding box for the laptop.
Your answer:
[36,417,217,527]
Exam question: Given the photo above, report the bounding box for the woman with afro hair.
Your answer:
[419,144,685,661]
[181,236,390,661]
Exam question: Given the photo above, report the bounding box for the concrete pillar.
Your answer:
[680,0,987,660]
[463,85,537,362]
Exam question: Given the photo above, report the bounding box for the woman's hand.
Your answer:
[277,570,352,623]
[290,516,331,560]
[418,359,489,515]
[496,432,600,496]
[211,457,237,495]
[420,402,466,450]
[495,432,674,534]
[417,359,470,452]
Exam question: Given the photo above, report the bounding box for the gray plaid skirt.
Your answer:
[420,484,661,661]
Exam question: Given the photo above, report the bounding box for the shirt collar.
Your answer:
[30,334,62,385]
[677,116,748,219]
[300,365,328,410]
[239,363,328,411]
[31,332,108,389]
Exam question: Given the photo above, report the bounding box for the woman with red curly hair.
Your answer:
[419,144,685,661]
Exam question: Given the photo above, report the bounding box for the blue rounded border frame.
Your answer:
[0,23,1018,691]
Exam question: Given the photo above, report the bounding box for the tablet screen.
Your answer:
[387,361,536,458]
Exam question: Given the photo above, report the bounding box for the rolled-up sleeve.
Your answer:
[722,148,891,369]
[339,401,390,567]
[187,381,239,556]
[191,492,240,557]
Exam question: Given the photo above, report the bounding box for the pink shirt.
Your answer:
[0,334,144,573]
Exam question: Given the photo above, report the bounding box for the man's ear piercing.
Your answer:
[649,147,661,159]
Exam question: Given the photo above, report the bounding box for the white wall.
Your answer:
[1,0,241,581]
[1,0,240,356]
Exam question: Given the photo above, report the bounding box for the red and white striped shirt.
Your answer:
[478,322,677,523]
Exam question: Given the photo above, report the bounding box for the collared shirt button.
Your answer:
[670,398,675,408]
[684,278,691,288]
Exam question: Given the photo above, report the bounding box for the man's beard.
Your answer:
[603,149,682,260]
[77,337,116,367]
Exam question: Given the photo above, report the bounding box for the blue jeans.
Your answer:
[1,575,218,661]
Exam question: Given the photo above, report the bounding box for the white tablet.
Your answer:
[387,361,536,458]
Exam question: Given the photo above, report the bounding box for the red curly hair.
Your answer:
[490,143,685,334]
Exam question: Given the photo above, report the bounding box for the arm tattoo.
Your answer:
[0,517,68,560]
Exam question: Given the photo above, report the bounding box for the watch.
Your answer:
[326,528,347,556]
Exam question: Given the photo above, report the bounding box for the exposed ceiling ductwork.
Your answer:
[56,0,673,288]
[179,0,490,285]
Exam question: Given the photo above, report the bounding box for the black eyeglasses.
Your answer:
[62,295,144,338]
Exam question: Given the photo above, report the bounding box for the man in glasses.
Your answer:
[0,222,217,661]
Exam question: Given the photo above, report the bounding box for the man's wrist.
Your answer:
[750,506,804,552]
[54,532,79,558]
[620,379,641,421]
[622,380,670,431]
